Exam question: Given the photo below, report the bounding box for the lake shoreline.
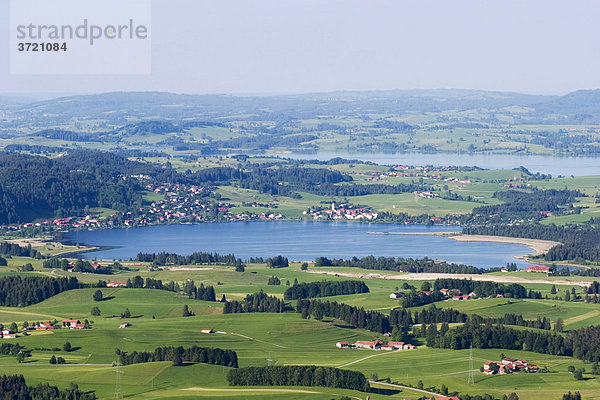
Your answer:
[448,234,561,256]
[367,231,560,259]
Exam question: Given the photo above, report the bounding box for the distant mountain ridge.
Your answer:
[4,88,600,125]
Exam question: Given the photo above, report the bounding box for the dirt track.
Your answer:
[306,269,591,287]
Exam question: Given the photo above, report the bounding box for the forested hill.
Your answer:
[0,150,362,224]
[0,151,154,224]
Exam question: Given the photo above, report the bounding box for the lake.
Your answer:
[65,222,534,269]
[259,152,600,177]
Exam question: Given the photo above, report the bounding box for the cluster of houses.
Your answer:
[414,191,439,199]
[336,340,416,351]
[522,265,551,273]
[390,288,478,301]
[304,203,378,221]
[483,357,539,375]
[1,319,88,339]
[3,181,284,233]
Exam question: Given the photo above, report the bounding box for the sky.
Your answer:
[0,0,599,96]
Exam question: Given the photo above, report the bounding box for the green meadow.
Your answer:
[1,256,600,399]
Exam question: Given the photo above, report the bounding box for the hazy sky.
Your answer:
[1,0,598,95]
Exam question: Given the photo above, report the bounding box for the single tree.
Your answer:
[91,306,101,316]
[121,308,131,318]
[49,355,57,364]
[63,342,72,352]
[93,290,103,302]
[550,285,557,294]
[57,356,66,364]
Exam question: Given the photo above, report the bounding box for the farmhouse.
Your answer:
[351,340,415,350]
[36,322,54,330]
[119,322,131,329]
[62,319,85,329]
[336,341,350,348]
[201,328,214,334]
[452,295,471,301]
[483,357,538,375]
[523,265,550,273]
[389,292,404,299]
[354,340,382,349]
[107,281,127,287]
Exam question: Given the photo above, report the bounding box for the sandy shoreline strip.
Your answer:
[306,269,590,287]
[367,231,560,257]
[448,234,560,256]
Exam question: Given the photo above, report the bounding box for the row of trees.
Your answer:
[425,319,569,355]
[432,278,541,299]
[227,366,368,391]
[135,251,243,267]
[283,280,369,300]
[0,276,79,307]
[425,319,600,361]
[467,189,583,223]
[0,375,95,399]
[118,276,217,302]
[314,255,486,275]
[0,242,40,258]
[116,345,238,368]
[223,291,289,314]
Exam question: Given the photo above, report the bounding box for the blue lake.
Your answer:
[66,222,534,269]
[260,152,600,177]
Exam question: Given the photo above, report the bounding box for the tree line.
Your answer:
[432,278,541,299]
[223,291,289,313]
[424,319,600,361]
[314,255,486,275]
[135,251,243,267]
[0,375,95,400]
[227,366,368,391]
[116,345,238,368]
[0,276,79,307]
[0,242,41,258]
[283,280,369,300]
[467,189,583,224]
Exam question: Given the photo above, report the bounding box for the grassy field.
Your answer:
[1,287,599,399]
[0,254,599,399]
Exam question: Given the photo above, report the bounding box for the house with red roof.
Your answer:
[36,322,54,330]
[524,265,550,273]
[354,340,382,349]
[107,282,127,287]
[62,319,81,328]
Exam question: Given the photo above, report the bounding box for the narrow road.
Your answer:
[336,350,397,368]
[369,380,442,398]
